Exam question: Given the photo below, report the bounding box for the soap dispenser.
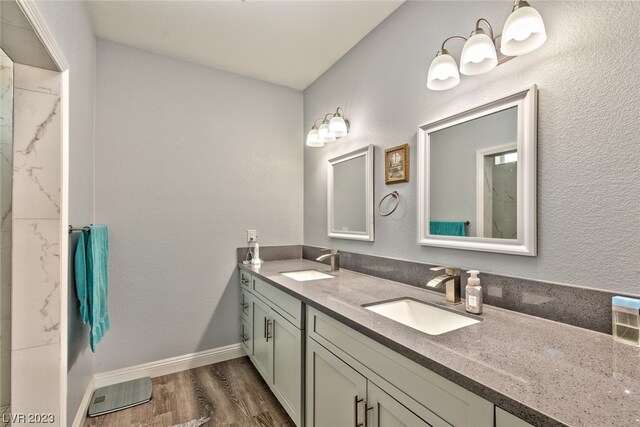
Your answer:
[465,270,483,314]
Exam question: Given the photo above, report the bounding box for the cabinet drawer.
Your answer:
[253,276,303,329]
[240,270,252,290]
[241,289,252,322]
[241,318,252,356]
[308,307,493,427]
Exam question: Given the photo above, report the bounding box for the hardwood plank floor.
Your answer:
[84,357,295,427]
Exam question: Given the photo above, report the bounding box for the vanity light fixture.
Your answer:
[460,19,498,76]
[306,120,324,148]
[305,107,350,147]
[426,0,546,91]
[500,0,547,56]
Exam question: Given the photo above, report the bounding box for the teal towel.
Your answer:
[430,221,466,237]
[74,232,90,325]
[74,225,110,352]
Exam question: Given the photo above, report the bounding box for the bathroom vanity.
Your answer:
[239,259,640,427]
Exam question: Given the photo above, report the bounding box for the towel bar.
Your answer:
[69,225,91,233]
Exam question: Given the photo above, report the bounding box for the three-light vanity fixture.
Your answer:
[306,107,349,148]
[427,0,547,91]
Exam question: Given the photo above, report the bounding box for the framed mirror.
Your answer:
[328,145,374,241]
[417,86,537,256]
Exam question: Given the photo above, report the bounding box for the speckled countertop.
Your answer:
[239,259,640,427]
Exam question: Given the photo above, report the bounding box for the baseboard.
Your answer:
[72,377,95,427]
[73,343,243,426]
[93,343,244,389]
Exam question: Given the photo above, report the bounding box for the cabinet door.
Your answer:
[240,318,252,356]
[306,337,367,427]
[271,310,303,426]
[496,408,534,427]
[368,382,432,427]
[252,297,272,383]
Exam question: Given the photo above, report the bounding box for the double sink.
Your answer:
[280,269,481,336]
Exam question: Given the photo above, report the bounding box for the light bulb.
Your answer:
[500,3,547,56]
[427,51,460,91]
[306,129,323,147]
[460,32,498,76]
[318,123,336,143]
[329,115,348,137]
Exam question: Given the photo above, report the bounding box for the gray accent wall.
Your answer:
[304,1,640,294]
[34,0,97,422]
[94,40,303,373]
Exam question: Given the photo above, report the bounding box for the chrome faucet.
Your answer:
[316,249,340,272]
[426,266,461,305]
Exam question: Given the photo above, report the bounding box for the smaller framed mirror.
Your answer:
[417,86,537,256]
[328,145,374,241]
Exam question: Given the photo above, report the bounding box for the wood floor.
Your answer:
[84,357,295,427]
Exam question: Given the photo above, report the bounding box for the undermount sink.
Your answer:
[364,298,481,335]
[281,270,334,282]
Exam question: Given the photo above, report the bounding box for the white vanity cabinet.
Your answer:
[239,271,304,427]
[306,306,494,427]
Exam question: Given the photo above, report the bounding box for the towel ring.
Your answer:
[378,191,400,217]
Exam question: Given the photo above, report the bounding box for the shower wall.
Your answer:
[0,48,12,407]
[11,63,62,425]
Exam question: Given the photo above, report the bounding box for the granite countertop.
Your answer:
[239,259,640,427]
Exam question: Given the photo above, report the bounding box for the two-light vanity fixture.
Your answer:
[427,0,547,91]
[306,107,349,148]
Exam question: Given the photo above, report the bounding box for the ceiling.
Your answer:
[87,0,404,90]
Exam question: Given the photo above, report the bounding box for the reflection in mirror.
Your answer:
[328,145,374,241]
[418,86,537,256]
[333,155,366,232]
[430,107,517,239]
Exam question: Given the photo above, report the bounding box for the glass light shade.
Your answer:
[318,123,336,143]
[306,129,323,147]
[328,115,348,137]
[427,53,460,91]
[500,5,547,56]
[460,33,498,76]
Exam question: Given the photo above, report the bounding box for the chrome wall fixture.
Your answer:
[427,0,547,91]
[306,107,349,148]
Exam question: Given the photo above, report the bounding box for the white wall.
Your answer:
[304,1,640,293]
[94,40,303,372]
[33,0,96,421]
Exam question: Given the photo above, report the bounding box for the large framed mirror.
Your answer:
[328,145,374,241]
[417,86,537,256]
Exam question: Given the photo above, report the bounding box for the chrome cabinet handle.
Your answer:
[354,396,364,427]
[240,333,248,343]
[266,319,273,342]
[263,317,267,338]
[240,302,249,310]
[376,402,380,427]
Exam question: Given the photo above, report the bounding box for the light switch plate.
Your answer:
[247,230,257,242]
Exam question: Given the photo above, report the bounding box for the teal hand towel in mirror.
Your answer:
[430,221,466,237]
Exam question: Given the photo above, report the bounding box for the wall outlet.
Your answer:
[247,230,257,242]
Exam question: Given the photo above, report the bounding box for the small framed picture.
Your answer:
[384,144,409,184]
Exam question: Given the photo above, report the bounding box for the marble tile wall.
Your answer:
[0,50,12,407]
[11,64,61,425]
